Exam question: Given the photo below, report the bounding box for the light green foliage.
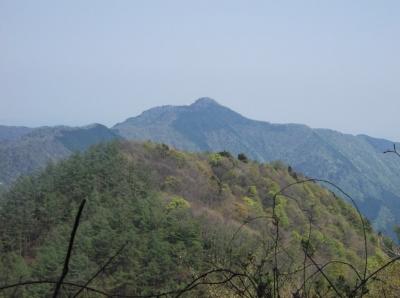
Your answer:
[170,150,187,168]
[275,196,289,228]
[242,196,263,217]
[162,175,181,191]
[167,196,191,211]
[243,196,256,207]
[209,153,223,167]
[367,250,387,271]
[325,238,346,258]
[271,160,286,170]
[267,181,280,197]
[248,185,258,198]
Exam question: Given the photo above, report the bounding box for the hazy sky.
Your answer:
[1,1,399,140]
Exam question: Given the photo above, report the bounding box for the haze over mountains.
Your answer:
[1,98,400,236]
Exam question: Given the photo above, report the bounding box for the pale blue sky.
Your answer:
[1,1,399,140]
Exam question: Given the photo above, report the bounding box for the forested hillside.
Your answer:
[0,141,398,297]
[2,99,400,238]
[113,98,400,236]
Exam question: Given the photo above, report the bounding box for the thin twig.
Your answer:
[305,252,343,298]
[275,178,368,281]
[0,280,109,297]
[384,144,400,158]
[350,256,400,297]
[73,242,128,297]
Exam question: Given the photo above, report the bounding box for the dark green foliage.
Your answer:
[394,225,400,243]
[218,150,233,159]
[0,141,387,297]
[0,143,204,296]
[238,153,248,163]
[288,165,298,179]
[57,124,120,152]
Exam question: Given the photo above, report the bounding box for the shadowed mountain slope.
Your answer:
[0,125,33,141]
[0,124,119,185]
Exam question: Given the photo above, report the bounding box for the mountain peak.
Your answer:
[81,123,108,130]
[191,97,220,108]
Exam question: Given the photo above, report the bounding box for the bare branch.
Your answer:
[53,199,87,298]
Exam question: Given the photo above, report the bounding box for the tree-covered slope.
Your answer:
[113,98,400,236]
[0,124,119,185]
[0,141,396,297]
[1,98,399,238]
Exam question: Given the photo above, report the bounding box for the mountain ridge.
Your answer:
[0,123,119,185]
[112,98,400,236]
[1,98,400,237]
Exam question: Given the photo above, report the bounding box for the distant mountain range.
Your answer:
[0,125,33,142]
[1,97,400,236]
[0,124,119,185]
